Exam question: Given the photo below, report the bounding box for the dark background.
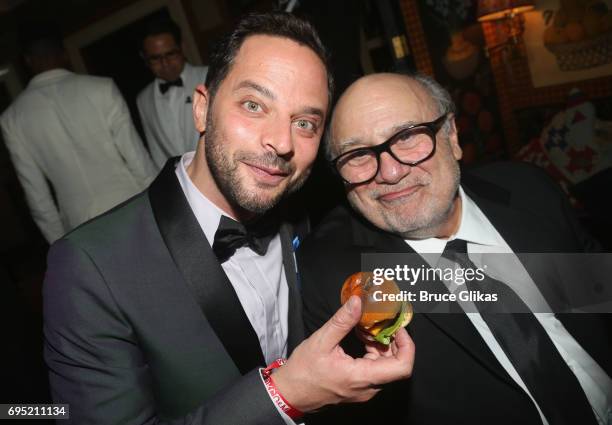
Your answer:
[0,0,611,415]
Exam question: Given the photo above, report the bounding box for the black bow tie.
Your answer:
[159,78,183,94]
[212,215,278,263]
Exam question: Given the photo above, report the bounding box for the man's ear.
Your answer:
[446,115,462,161]
[193,84,209,134]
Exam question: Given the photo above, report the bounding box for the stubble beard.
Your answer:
[204,109,309,215]
[349,159,461,239]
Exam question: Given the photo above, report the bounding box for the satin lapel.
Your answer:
[182,66,198,150]
[148,159,265,373]
[280,222,305,353]
[468,192,559,253]
[355,216,518,389]
[465,187,579,311]
[181,93,195,151]
[467,187,612,377]
[150,87,174,149]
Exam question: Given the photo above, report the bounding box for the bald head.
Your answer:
[327,72,463,239]
[334,73,433,119]
[326,73,454,160]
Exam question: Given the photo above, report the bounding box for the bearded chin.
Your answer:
[203,114,305,215]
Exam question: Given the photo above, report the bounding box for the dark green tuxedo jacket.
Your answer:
[43,159,305,424]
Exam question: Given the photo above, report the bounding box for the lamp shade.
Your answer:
[477,0,535,21]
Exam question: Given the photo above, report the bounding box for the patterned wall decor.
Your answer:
[399,0,507,165]
[400,0,612,155]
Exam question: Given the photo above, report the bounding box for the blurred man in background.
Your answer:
[137,18,208,169]
[0,27,156,243]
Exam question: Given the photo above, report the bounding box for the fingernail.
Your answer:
[346,295,358,313]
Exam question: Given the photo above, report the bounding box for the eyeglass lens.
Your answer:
[337,127,435,184]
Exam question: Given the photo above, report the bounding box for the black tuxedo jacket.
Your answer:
[298,162,612,425]
[43,159,305,424]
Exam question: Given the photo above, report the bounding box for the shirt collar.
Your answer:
[28,68,72,87]
[154,62,190,97]
[174,151,229,245]
[455,186,503,247]
[405,186,503,254]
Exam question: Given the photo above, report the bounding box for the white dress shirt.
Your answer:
[175,152,289,364]
[175,152,297,425]
[406,187,612,425]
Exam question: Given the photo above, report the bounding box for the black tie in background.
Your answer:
[212,215,277,263]
[442,239,598,425]
[159,77,183,94]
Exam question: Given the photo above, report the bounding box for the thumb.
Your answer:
[316,295,362,351]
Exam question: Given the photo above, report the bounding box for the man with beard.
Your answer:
[298,73,612,424]
[43,14,414,425]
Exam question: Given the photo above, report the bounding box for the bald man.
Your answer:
[298,73,612,424]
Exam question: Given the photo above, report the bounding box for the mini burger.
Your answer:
[340,271,412,345]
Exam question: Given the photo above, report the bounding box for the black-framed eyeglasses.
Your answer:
[330,113,449,185]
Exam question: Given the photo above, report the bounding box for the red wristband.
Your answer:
[261,358,303,420]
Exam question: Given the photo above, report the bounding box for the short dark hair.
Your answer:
[140,18,182,51]
[20,24,64,58]
[205,12,333,108]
